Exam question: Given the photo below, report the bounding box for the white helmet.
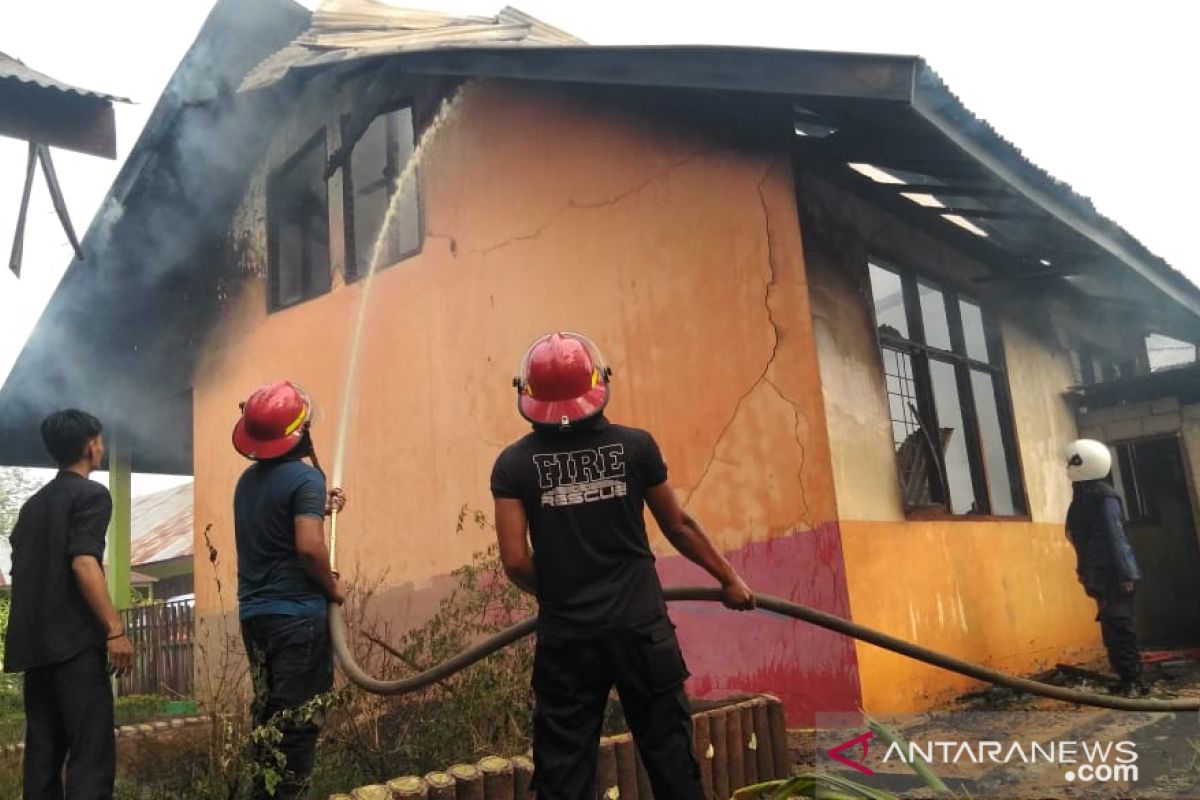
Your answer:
[1064,439,1112,482]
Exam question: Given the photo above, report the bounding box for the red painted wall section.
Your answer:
[656,522,861,725]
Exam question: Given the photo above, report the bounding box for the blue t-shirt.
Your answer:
[234,459,328,619]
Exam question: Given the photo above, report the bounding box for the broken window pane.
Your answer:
[971,369,1017,516]
[346,107,421,279]
[919,282,952,351]
[929,358,977,514]
[960,300,989,363]
[268,130,331,310]
[869,264,908,339]
[882,345,938,507]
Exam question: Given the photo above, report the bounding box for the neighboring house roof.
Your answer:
[131,483,194,567]
[0,50,130,103]
[0,0,1195,474]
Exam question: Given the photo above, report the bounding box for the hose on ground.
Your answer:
[329,587,1200,712]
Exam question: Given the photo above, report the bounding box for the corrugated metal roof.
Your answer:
[130,482,193,567]
[241,0,582,92]
[0,50,130,103]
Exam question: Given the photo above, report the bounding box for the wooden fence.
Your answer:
[331,695,791,800]
[118,599,195,697]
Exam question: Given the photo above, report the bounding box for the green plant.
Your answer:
[733,717,952,800]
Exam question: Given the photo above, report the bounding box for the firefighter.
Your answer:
[4,409,134,800]
[491,332,756,800]
[232,381,346,799]
[1064,439,1146,697]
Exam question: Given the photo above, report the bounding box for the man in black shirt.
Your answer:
[491,332,755,800]
[4,410,134,800]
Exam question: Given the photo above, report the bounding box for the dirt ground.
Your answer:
[789,657,1200,799]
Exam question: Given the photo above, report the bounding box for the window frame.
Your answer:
[341,102,424,283]
[867,256,1029,519]
[267,128,332,312]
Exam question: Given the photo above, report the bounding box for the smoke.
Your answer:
[0,0,311,472]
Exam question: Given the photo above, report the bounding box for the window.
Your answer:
[343,106,421,280]
[268,130,331,310]
[868,260,1027,516]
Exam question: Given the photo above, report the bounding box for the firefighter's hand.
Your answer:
[326,487,347,514]
[720,575,756,610]
[329,576,347,606]
[1120,581,1135,594]
[107,632,134,675]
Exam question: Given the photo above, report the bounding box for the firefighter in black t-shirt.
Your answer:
[491,332,755,800]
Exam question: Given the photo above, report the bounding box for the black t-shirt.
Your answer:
[490,417,670,636]
[4,472,111,672]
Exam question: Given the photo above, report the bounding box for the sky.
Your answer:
[1,0,1197,486]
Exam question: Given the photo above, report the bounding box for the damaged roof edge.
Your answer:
[252,45,921,102]
[910,63,1200,322]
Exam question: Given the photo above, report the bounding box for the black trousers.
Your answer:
[241,614,334,800]
[1094,587,1141,683]
[531,616,703,800]
[22,646,115,800]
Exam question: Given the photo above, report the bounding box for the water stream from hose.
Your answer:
[327,85,470,565]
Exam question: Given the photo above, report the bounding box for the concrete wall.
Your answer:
[193,79,860,722]
[801,175,1097,711]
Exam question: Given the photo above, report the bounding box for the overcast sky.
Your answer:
[1,0,1197,485]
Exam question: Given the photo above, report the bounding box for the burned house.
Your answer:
[1,0,1198,723]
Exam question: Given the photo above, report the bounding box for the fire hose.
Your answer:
[327,586,1200,713]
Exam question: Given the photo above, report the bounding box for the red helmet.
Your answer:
[514,332,611,429]
[232,381,313,460]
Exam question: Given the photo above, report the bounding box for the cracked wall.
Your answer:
[192,79,857,720]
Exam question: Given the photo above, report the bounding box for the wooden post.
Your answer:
[710,709,729,800]
[448,764,483,800]
[726,704,745,792]
[425,772,456,800]
[752,700,774,779]
[693,711,714,797]
[511,756,534,800]
[766,696,790,778]
[613,735,640,800]
[106,442,132,610]
[388,776,429,798]
[478,756,514,800]
[595,738,619,800]
[329,795,353,800]
[350,786,390,800]
[741,704,758,786]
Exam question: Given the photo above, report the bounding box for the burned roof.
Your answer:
[0,51,129,104]
[0,0,1196,474]
[0,0,310,472]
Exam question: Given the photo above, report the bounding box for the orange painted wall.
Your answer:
[193,80,842,652]
[839,520,1097,710]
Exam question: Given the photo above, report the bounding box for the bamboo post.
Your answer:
[350,786,390,800]
[765,696,789,778]
[106,442,132,612]
[752,700,774,779]
[595,738,619,800]
[478,756,514,800]
[710,710,729,800]
[448,764,483,800]
[693,711,713,797]
[388,776,429,798]
[511,756,534,800]
[613,734,640,800]
[726,704,745,792]
[740,704,758,786]
[425,772,456,800]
